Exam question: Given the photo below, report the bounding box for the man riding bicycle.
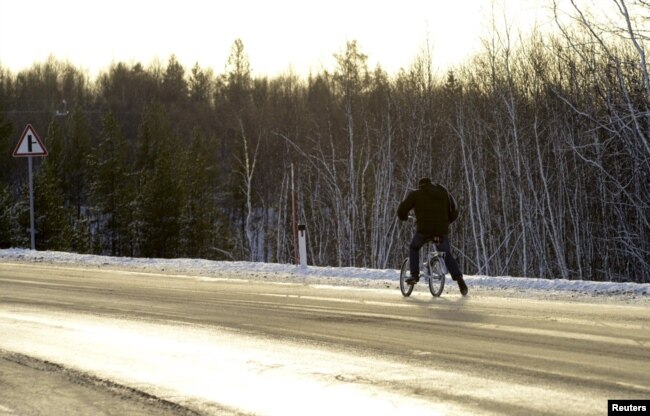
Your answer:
[397,178,468,296]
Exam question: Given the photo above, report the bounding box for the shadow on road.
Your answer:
[399,289,487,323]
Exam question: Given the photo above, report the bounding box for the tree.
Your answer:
[189,63,214,103]
[0,185,15,248]
[33,157,73,251]
[178,129,223,259]
[89,112,134,256]
[0,106,14,185]
[61,106,91,218]
[134,105,183,258]
[224,39,253,114]
[161,55,188,103]
[235,117,260,261]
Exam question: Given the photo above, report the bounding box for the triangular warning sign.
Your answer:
[13,124,48,157]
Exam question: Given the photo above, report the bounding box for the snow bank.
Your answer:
[1,248,648,300]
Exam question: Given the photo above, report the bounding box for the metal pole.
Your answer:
[28,156,35,250]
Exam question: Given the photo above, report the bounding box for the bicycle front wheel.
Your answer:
[428,257,445,297]
[399,258,414,297]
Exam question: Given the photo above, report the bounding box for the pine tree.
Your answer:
[0,105,14,185]
[162,55,188,103]
[0,185,13,248]
[179,130,211,258]
[134,104,183,258]
[0,108,14,248]
[34,159,73,251]
[11,184,30,248]
[188,63,213,103]
[89,112,133,255]
[63,107,91,218]
[224,39,252,113]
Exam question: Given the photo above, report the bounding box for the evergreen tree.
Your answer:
[0,185,13,248]
[162,55,188,103]
[33,158,73,251]
[178,129,216,258]
[89,112,133,256]
[0,108,15,247]
[188,63,214,103]
[134,104,183,258]
[0,106,14,185]
[224,39,252,113]
[62,107,92,218]
[10,183,30,248]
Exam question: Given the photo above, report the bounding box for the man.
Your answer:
[397,178,468,296]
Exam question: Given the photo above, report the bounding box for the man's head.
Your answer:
[418,177,432,188]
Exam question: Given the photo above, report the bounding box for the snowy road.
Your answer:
[1,261,649,415]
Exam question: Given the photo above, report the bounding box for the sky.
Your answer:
[0,0,563,78]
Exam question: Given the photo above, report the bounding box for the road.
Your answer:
[0,262,648,415]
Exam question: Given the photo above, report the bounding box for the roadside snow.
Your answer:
[0,307,471,416]
[1,248,648,302]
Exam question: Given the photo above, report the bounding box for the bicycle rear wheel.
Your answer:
[428,257,445,297]
[399,258,414,297]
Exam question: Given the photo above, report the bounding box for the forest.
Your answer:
[0,1,648,282]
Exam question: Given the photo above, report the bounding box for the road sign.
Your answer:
[12,124,48,250]
[13,124,48,157]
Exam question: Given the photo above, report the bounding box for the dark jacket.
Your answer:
[397,182,458,235]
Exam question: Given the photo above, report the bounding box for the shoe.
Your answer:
[405,275,419,285]
[457,277,468,296]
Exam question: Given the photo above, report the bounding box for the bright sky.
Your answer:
[0,0,565,78]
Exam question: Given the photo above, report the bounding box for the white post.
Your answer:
[298,224,307,268]
[28,156,35,250]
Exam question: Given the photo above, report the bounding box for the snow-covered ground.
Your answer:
[1,248,648,302]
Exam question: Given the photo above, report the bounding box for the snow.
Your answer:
[1,248,648,300]
[0,308,466,415]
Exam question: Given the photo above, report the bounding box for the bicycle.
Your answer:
[399,236,447,297]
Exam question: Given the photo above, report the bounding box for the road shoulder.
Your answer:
[0,350,197,416]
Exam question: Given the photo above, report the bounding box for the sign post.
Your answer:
[13,124,48,250]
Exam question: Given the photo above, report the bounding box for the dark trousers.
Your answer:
[409,233,462,279]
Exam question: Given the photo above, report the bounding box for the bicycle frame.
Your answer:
[425,244,447,276]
